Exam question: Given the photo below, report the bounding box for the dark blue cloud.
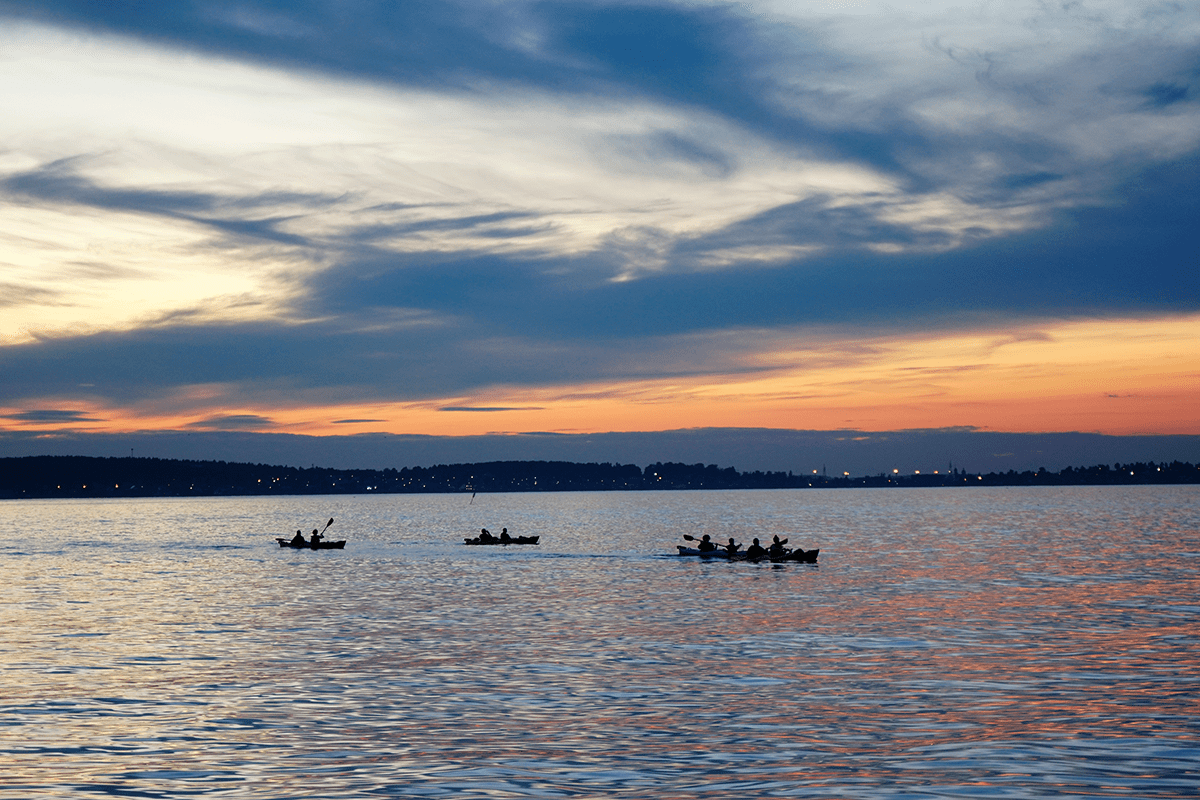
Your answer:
[2,2,1198,419]
[1145,82,1190,107]
[1,150,1195,409]
[0,0,921,177]
[5,0,1195,199]
[0,159,335,246]
[0,1,540,87]
[308,151,1200,343]
[2,409,103,423]
[187,413,277,429]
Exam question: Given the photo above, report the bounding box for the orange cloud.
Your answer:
[4,314,1197,438]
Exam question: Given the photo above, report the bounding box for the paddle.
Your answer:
[682,533,718,550]
[309,518,334,546]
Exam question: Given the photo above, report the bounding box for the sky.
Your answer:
[1,0,1198,474]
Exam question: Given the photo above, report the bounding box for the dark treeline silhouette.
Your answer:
[1,456,1197,499]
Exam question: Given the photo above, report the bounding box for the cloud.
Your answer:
[2,409,103,424]
[0,143,1196,412]
[0,282,63,309]
[8,1,1196,188]
[439,406,546,412]
[0,159,334,247]
[186,414,278,430]
[0,1,1197,447]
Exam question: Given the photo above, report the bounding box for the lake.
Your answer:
[2,486,1198,798]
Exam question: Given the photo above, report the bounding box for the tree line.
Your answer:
[0,456,1196,499]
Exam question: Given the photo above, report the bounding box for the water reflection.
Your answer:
[2,488,1197,797]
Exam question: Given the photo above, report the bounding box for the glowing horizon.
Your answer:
[6,314,1197,440]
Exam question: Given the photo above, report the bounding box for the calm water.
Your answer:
[2,487,1198,799]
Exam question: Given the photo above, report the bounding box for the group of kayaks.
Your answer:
[274,519,814,561]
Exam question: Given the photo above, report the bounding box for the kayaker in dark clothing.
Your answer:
[746,538,767,559]
[478,528,496,544]
[290,530,306,545]
[310,528,323,546]
[768,535,788,559]
[697,534,716,552]
[724,537,740,556]
[499,528,512,544]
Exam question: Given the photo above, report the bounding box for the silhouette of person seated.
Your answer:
[290,530,306,545]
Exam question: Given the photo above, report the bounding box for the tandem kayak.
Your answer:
[464,536,540,545]
[276,539,346,549]
[676,545,818,563]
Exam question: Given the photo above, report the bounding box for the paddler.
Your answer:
[768,535,788,559]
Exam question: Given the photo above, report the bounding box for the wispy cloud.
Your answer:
[2,409,103,424]
[186,414,278,430]
[439,406,546,412]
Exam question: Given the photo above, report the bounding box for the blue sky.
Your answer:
[1,0,1197,472]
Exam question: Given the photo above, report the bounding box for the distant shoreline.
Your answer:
[2,455,1197,499]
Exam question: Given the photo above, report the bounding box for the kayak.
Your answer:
[676,545,818,563]
[677,545,733,557]
[276,538,346,549]
[777,547,819,563]
[464,535,540,545]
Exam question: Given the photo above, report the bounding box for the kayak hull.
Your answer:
[464,536,540,545]
[276,539,346,549]
[677,545,818,562]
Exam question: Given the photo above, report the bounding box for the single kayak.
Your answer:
[676,545,818,563]
[276,538,346,549]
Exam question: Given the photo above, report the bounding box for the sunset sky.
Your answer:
[2,1,1197,471]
